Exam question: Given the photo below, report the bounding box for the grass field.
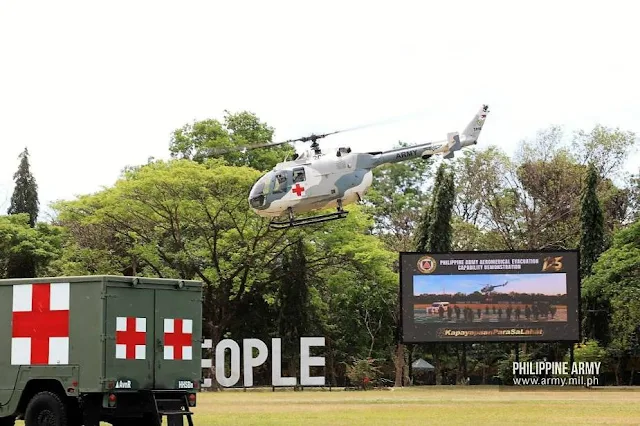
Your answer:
[16,386,640,425]
[13,386,640,425]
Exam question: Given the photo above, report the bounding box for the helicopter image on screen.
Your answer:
[480,281,509,302]
[219,104,489,229]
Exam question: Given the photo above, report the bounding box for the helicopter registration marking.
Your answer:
[292,184,305,196]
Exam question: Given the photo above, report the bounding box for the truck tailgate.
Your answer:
[104,280,202,391]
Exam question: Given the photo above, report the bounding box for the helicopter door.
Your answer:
[291,167,307,198]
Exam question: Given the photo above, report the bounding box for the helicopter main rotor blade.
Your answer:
[202,110,431,156]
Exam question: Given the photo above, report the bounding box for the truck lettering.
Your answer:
[115,380,132,389]
[178,380,194,389]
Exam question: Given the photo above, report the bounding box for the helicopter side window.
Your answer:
[273,172,288,193]
[292,167,306,183]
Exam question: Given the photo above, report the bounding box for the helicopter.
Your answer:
[214,104,490,229]
[480,280,509,303]
[480,281,509,295]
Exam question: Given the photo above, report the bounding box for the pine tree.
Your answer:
[414,162,455,252]
[414,163,446,252]
[6,147,39,278]
[579,163,607,342]
[579,163,604,278]
[8,147,39,227]
[428,169,455,252]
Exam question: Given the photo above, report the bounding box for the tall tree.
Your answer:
[428,169,455,253]
[8,147,39,227]
[6,148,40,277]
[580,163,605,278]
[414,163,446,252]
[414,162,455,253]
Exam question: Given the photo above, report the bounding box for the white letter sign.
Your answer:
[300,337,325,386]
[215,339,240,387]
[243,338,269,387]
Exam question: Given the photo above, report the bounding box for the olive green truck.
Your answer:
[0,275,204,426]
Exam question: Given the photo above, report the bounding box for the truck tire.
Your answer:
[24,391,68,426]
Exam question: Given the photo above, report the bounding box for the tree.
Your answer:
[8,147,39,227]
[414,162,455,253]
[581,219,640,383]
[428,168,455,253]
[579,163,605,278]
[570,124,637,180]
[0,214,63,279]
[363,141,433,252]
[168,110,295,172]
[275,238,312,379]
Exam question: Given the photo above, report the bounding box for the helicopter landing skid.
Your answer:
[269,210,349,230]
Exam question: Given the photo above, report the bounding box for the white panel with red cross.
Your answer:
[115,317,147,360]
[163,318,193,360]
[11,282,70,365]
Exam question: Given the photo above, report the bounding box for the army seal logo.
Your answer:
[417,256,436,273]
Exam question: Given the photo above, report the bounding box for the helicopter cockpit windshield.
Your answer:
[249,171,273,208]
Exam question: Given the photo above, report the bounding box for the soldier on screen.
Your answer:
[477,308,482,320]
[525,305,531,320]
[549,305,557,319]
[485,306,490,315]
[515,306,521,320]
[506,306,513,321]
[455,305,461,321]
[498,307,503,319]
[439,305,445,319]
[447,305,453,320]
[532,304,539,320]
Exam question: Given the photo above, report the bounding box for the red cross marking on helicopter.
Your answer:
[292,184,304,196]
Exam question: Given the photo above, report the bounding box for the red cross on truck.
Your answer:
[0,275,204,426]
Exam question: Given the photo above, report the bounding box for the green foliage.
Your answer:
[571,124,637,179]
[580,163,605,278]
[568,340,608,364]
[168,110,295,171]
[582,219,640,351]
[414,162,454,252]
[345,358,383,389]
[0,213,63,278]
[364,141,433,251]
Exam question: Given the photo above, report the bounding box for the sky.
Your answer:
[1,0,639,221]
[413,273,567,296]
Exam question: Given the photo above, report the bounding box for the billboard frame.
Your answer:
[398,249,581,344]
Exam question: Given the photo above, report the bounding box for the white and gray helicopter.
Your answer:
[226,104,489,229]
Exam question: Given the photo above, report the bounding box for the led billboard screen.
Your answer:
[400,251,580,343]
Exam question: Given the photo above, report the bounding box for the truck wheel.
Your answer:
[24,391,68,426]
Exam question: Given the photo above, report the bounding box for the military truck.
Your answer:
[0,275,203,426]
